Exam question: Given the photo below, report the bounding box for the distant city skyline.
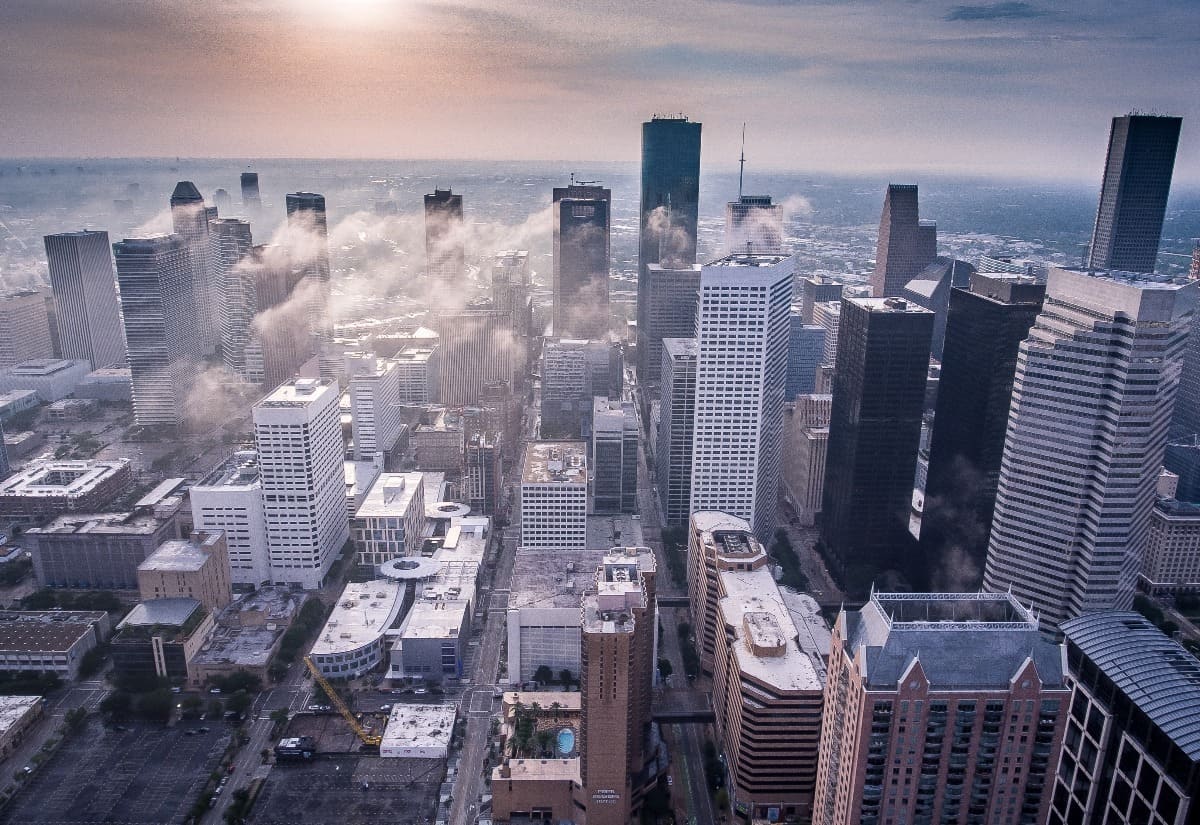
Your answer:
[0,1,1197,183]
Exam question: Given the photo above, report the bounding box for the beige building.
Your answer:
[137,531,231,612]
[783,395,832,527]
[688,511,764,674]
[0,696,44,761]
[1141,497,1200,592]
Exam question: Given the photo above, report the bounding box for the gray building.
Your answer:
[539,338,621,438]
[657,338,697,526]
[170,182,218,355]
[799,276,843,325]
[1051,612,1200,825]
[872,184,936,298]
[635,262,700,385]
[43,230,126,370]
[591,397,637,514]
[552,183,611,339]
[787,314,825,398]
[27,508,184,590]
[209,218,255,372]
[899,256,975,360]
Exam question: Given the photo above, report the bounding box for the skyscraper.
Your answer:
[591,397,638,513]
[424,188,465,299]
[212,188,232,214]
[787,313,826,398]
[434,302,514,406]
[783,394,832,527]
[724,194,784,255]
[821,296,933,595]
[209,218,255,370]
[690,253,793,542]
[285,192,330,341]
[230,244,310,388]
[552,183,611,339]
[42,231,126,369]
[871,184,937,298]
[491,250,533,385]
[349,356,402,461]
[1087,114,1182,273]
[113,236,202,429]
[0,291,55,369]
[635,262,701,385]
[240,172,261,212]
[171,181,218,355]
[254,378,348,590]
[983,267,1196,631]
[637,116,701,378]
[799,276,843,324]
[657,338,697,526]
[919,273,1045,590]
[540,338,621,438]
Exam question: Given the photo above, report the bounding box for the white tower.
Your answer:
[349,356,402,461]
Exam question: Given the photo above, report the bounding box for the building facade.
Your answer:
[787,315,826,398]
[657,338,697,526]
[520,442,587,551]
[190,451,269,587]
[725,194,784,255]
[636,262,701,385]
[349,356,402,460]
[0,291,56,371]
[424,188,465,297]
[43,230,126,369]
[351,472,426,570]
[552,183,611,339]
[137,530,232,612]
[170,181,219,355]
[539,338,621,438]
[591,398,637,514]
[783,394,832,528]
[871,184,937,298]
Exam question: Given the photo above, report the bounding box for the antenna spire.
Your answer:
[738,123,747,199]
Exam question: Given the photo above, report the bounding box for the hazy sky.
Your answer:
[2,0,1198,182]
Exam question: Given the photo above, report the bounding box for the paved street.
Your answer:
[0,678,109,793]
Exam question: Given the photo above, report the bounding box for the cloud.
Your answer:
[944,2,1045,22]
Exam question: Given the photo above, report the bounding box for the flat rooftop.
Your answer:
[394,347,436,364]
[706,252,791,268]
[310,580,405,656]
[193,590,299,668]
[138,538,211,573]
[380,703,457,752]
[4,359,85,377]
[663,337,698,358]
[497,758,580,782]
[120,598,202,629]
[398,598,468,641]
[510,547,607,610]
[29,511,168,536]
[355,472,423,518]
[196,451,260,489]
[522,442,587,485]
[845,296,934,314]
[0,614,99,653]
[0,459,129,498]
[255,377,336,408]
[0,696,40,733]
[871,592,1037,626]
[585,513,643,550]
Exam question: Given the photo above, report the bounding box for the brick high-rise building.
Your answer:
[871,184,936,298]
[814,592,1069,825]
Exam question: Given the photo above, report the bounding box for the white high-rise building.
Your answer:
[349,356,402,461]
[190,450,269,586]
[43,231,126,369]
[254,378,348,589]
[983,267,1197,631]
[519,441,587,550]
[690,253,794,542]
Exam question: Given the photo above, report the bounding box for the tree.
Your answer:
[657,658,673,680]
[100,690,132,718]
[64,707,88,732]
[270,708,290,725]
[715,788,730,811]
[207,698,225,720]
[558,668,572,686]
[226,690,253,715]
[533,665,554,685]
[180,695,204,719]
[136,689,174,723]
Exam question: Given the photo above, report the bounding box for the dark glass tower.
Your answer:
[285,192,330,343]
[170,182,218,355]
[821,296,933,596]
[552,183,611,339]
[424,188,465,300]
[637,116,701,379]
[240,172,261,211]
[919,272,1045,590]
[871,184,936,298]
[1087,114,1182,273]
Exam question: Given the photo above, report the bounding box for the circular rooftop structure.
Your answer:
[425,500,470,520]
[379,556,442,581]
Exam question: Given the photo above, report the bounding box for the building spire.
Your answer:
[738,123,747,199]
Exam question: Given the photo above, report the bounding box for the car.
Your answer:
[667,775,674,787]
[209,688,222,695]
[213,786,222,797]
[198,726,210,733]
[22,766,32,774]
[413,688,427,695]
[308,704,323,711]
[379,703,392,712]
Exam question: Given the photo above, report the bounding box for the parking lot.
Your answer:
[0,718,229,825]
[249,756,444,825]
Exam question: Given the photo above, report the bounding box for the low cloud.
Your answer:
[944,2,1045,22]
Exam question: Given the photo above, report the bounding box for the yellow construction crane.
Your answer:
[302,656,381,748]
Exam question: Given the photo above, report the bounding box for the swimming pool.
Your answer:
[556,727,575,755]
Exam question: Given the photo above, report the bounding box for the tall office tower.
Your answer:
[42,231,126,369]
[285,191,331,341]
[787,312,826,398]
[983,267,1196,631]
[591,397,638,513]
[235,245,311,388]
[579,547,657,825]
[170,182,218,355]
[783,394,832,527]
[1140,496,1200,592]
[539,338,621,437]
[1051,613,1200,825]
[637,115,702,382]
[1192,238,1200,279]
[349,356,402,461]
[434,302,514,406]
[0,291,55,369]
[725,194,784,255]
[687,512,827,821]
[42,290,61,359]
[690,253,794,542]
[240,172,261,212]
[821,297,933,595]
[113,236,202,429]
[0,420,8,480]
[636,262,701,385]
[212,188,232,214]
[919,273,1045,590]
[814,592,1068,825]
[464,431,502,515]
[871,184,937,298]
[899,257,976,360]
[209,218,254,368]
[657,338,697,526]
[1087,114,1182,273]
[393,345,440,403]
[552,183,611,339]
[519,441,587,551]
[491,250,533,385]
[190,450,269,586]
[253,378,348,589]
[812,300,842,371]
[799,276,843,324]
[424,188,465,299]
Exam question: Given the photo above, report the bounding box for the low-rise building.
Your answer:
[189,587,298,687]
[44,398,99,421]
[0,390,39,422]
[110,598,215,685]
[380,703,457,758]
[309,579,405,678]
[410,409,465,472]
[27,506,183,590]
[1141,497,1200,593]
[137,530,232,612]
[0,610,108,680]
[0,458,132,525]
[520,442,587,551]
[0,696,44,761]
[3,430,44,460]
[190,451,268,587]
[73,368,133,403]
[0,358,91,403]
[352,472,426,572]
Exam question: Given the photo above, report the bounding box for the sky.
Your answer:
[2,0,1198,182]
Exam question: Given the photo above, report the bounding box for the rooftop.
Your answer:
[0,459,129,499]
[355,473,424,519]
[119,598,203,629]
[134,478,186,509]
[193,590,299,668]
[497,758,580,782]
[663,337,698,358]
[0,697,41,734]
[28,511,170,536]
[690,511,752,537]
[3,359,88,377]
[1061,612,1200,761]
[583,547,654,634]
[397,598,468,641]
[380,703,457,752]
[845,296,934,314]
[510,547,608,610]
[256,378,336,408]
[521,442,587,485]
[0,612,103,653]
[138,534,218,573]
[310,580,405,657]
[705,252,791,268]
[196,451,261,489]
